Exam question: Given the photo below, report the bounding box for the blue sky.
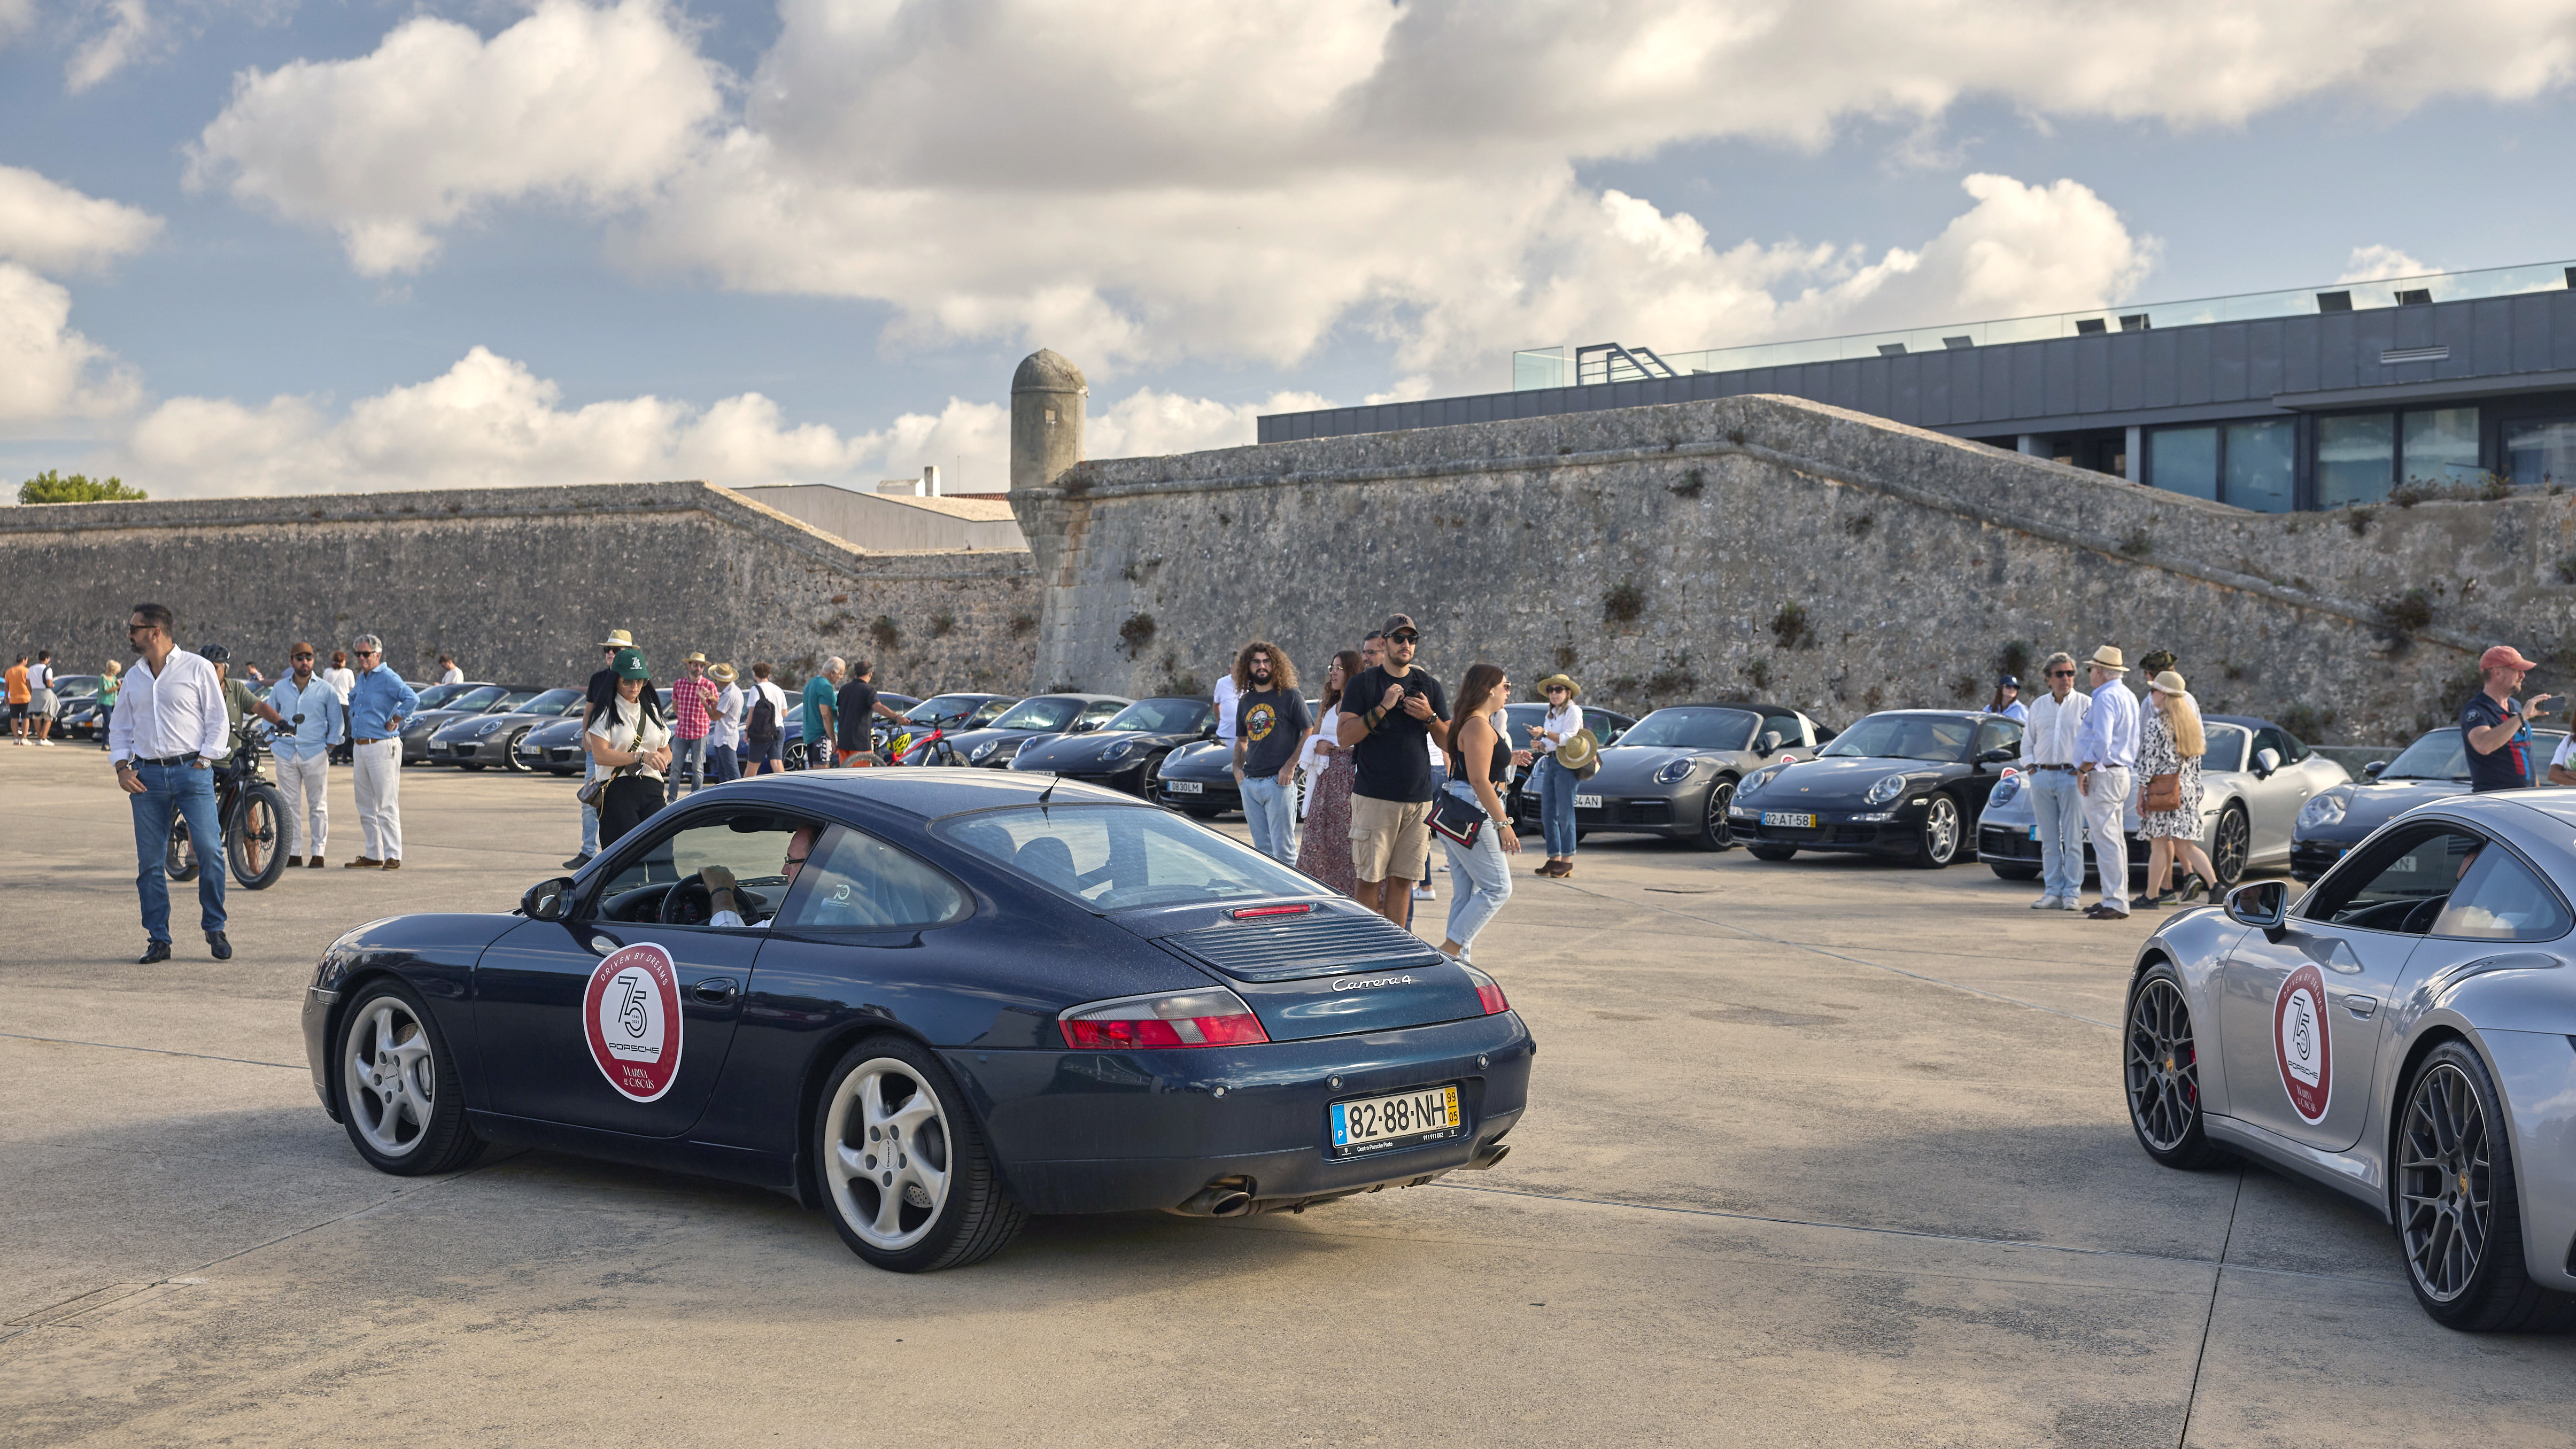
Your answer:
[4,1,2574,496]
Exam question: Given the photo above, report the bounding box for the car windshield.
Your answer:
[2203,723,2250,771]
[966,698,1015,727]
[448,685,506,711]
[1104,699,1213,734]
[1615,707,1758,750]
[2380,730,2472,781]
[415,683,470,709]
[490,689,545,710]
[907,694,992,726]
[937,803,1314,910]
[1821,713,1975,763]
[52,675,103,696]
[991,698,1080,731]
[517,688,584,715]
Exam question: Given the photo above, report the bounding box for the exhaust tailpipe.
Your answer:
[1467,1141,1511,1171]
[1168,1176,1258,1216]
[1208,1191,1255,1218]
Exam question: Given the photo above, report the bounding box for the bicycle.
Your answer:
[166,718,291,890]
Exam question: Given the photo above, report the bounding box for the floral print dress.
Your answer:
[2137,714,2204,840]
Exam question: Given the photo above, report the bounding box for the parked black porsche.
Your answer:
[1010,696,1214,795]
[1727,709,2023,866]
[2289,724,2570,879]
[398,683,510,764]
[302,770,1531,1273]
[929,693,1132,769]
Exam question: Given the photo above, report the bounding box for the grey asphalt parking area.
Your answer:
[4,751,2572,1446]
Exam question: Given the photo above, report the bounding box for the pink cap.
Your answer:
[2481,644,2541,673]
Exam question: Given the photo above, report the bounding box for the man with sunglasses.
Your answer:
[701,827,818,928]
[109,603,233,963]
[344,633,419,870]
[266,642,345,867]
[1336,614,1451,926]
[2016,651,2091,912]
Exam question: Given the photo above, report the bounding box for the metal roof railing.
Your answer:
[1512,258,2576,390]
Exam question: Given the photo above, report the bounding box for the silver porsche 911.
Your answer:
[2126,791,2576,1330]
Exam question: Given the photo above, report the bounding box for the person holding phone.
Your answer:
[1335,614,1450,926]
[2463,644,2554,793]
[266,641,344,867]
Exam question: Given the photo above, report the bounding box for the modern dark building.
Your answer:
[1258,260,2576,513]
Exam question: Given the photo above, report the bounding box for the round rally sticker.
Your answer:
[2272,962,2332,1125]
[583,943,684,1103]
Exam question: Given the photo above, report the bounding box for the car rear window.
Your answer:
[935,804,1314,910]
[1822,713,1974,762]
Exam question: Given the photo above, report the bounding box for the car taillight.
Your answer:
[1059,989,1270,1049]
[1461,963,1510,1015]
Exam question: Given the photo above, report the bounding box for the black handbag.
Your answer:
[1430,784,1489,848]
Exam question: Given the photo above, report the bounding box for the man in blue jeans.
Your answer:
[109,603,234,963]
[2017,650,2091,912]
[1230,640,1309,864]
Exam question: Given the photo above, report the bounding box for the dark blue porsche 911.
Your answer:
[302,770,1531,1272]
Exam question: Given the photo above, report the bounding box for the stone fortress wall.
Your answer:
[0,481,1040,694]
[1011,392,2576,743]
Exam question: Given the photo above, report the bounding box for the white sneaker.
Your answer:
[1413,884,1436,901]
[2030,895,2059,910]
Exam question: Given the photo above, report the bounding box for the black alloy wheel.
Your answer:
[2395,1040,2576,1331]
[503,728,535,773]
[229,783,289,890]
[1692,779,1737,852]
[2124,967,2224,1169]
[1746,843,1798,862]
[2210,804,2250,887]
[1910,795,1961,869]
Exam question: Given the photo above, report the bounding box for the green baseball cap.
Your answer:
[611,647,651,680]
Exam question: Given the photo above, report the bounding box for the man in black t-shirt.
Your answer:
[1232,641,1312,865]
[2462,644,2552,792]
[1335,614,1450,923]
[835,658,908,765]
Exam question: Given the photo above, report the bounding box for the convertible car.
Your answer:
[1011,696,1216,796]
[428,686,587,770]
[1978,714,2348,888]
[1514,702,1820,850]
[1497,702,1638,819]
[1727,709,2021,866]
[399,683,516,765]
[303,770,1531,1272]
[2126,792,2576,1330]
[2292,726,2570,880]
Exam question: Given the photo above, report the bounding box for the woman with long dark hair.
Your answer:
[1437,662,1520,961]
[1294,649,1364,896]
[584,647,672,848]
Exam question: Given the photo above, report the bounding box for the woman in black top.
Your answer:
[1436,662,1522,963]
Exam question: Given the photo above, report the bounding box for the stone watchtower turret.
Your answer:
[1009,349,1087,491]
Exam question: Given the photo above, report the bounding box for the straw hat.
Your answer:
[1555,727,1601,772]
[2150,670,2190,696]
[2086,645,2129,672]
[599,629,635,648]
[1536,673,1581,698]
[683,650,707,664]
[709,662,737,684]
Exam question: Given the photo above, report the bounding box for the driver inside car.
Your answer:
[702,827,815,927]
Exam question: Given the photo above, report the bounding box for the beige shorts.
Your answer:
[1350,795,1433,882]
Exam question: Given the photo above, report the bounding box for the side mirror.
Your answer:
[1976,746,2016,766]
[521,877,574,921]
[2363,760,2388,780]
[2253,747,2281,778]
[1757,731,1783,755]
[2223,880,2288,936]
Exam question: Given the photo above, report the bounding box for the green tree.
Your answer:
[17,470,147,505]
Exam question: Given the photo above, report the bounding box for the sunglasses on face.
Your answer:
[292,654,314,661]
[355,650,378,658]
[2047,669,2075,678]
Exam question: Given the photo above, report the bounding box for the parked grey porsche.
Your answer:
[2128,792,2576,1329]
[1512,702,1823,850]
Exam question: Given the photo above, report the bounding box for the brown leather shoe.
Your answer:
[345,857,382,869]
[285,856,303,867]
[382,859,401,870]
[308,857,326,868]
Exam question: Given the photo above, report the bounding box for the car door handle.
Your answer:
[2341,994,2378,1019]
[693,978,740,1004]
[588,934,621,955]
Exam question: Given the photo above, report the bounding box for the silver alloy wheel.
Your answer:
[2399,1061,2493,1303]
[823,1057,954,1252]
[1921,795,1959,862]
[345,996,436,1158]
[2125,978,2200,1151]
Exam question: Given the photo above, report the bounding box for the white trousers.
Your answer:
[275,751,329,859]
[2083,766,2132,910]
[352,739,402,862]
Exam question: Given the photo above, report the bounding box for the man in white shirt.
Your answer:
[707,663,745,784]
[266,641,346,867]
[2017,651,2091,911]
[2076,645,2143,919]
[27,650,57,745]
[109,603,235,964]
[436,655,465,686]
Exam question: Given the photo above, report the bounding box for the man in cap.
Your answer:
[1336,614,1451,925]
[2463,644,2552,793]
[668,652,718,800]
[344,633,419,870]
[707,663,744,784]
[2075,645,2140,919]
[568,629,633,868]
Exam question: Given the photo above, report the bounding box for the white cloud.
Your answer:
[1,0,38,50]
[0,262,143,422]
[2338,245,2434,283]
[65,0,158,92]
[193,1,2576,384]
[1090,388,1332,460]
[0,163,165,273]
[188,0,723,274]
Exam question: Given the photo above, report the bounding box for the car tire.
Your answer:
[1692,779,1737,852]
[1989,862,2040,881]
[2124,964,2226,1171]
[2209,804,2249,888]
[1910,794,1961,869]
[1746,843,1797,862]
[166,818,200,881]
[229,782,290,890]
[815,1035,1025,1273]
[503,729,534,772]
[335,978,485,1176]
[2394,1040,2576,1331]
[1139,751,1169,799]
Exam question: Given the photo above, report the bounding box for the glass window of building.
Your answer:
[2149,427,2217,501]
[2402,408,2482,487]
[2225,421,2296,513]
[2318,414,2396,507]
[2505,417,2576,489]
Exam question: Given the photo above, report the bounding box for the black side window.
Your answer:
[2432,843,2573,941]
[2253,728,2293,765]
[1077,700,1124,727]
[778,826,971,931]
[1975,720,2023,758]
[1762,712,1804,749]
[2305,827,2484,935]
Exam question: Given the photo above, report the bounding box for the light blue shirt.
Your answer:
[265,674,346,761]
[350,665,421,741]
[1999,700,2029,723]
[2077,678,2140,771]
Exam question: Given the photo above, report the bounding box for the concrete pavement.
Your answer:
[4,748,2571,1446]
